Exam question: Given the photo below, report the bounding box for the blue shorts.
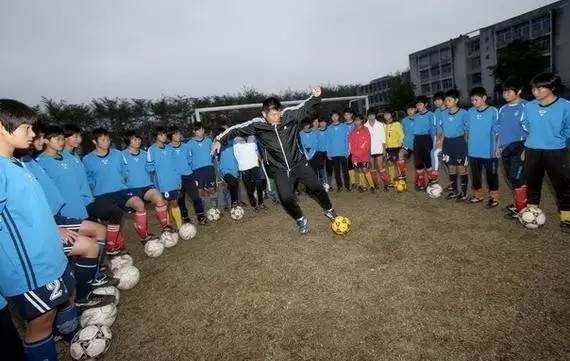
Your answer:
[193,166,216,189]
[386,147,402,162]
[8,264,75,320]
[442,136,468,166]
[53,213,83,231]
[127,185,155,200]
[162,190,182,201]
[96,189,137,211]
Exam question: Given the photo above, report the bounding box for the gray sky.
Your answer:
[0,0,556,105]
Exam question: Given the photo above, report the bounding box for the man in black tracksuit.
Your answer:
[212,86,337,235]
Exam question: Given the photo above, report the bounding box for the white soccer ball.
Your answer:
[144,239,164,257]
[426,183,443,199]
[70,325,112,360]
[519,206,546,229]
[206,208,221,222]
[91,286,120,305]
[159,231,179,248]
[178,223,197,240]
[230,206,245,220]
[114,265,140,290]
[79,304,117,328]
[109,254,133,272]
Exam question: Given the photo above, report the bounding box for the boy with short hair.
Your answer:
[166,126,206,225]
[413,96,438,190]
[325,111,351,192]
[496,77,528,217]
[300,118,319,172]
[522,72,570,232]
[364,108,386,189]
[316,118,331,189]
[433,91,448,187]
[348,115,375,192]
[466,87,500,207]
[234,135,266,210]
[384,111,404,187]
[437,89,469,200]
[398,103,416,180]
[83,128,154,243]
[217,126,241,209]
[0,99,77,360]
[187,122,218,210]
[343,108,358,188]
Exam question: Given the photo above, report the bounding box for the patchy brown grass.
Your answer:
[59,178,570,361]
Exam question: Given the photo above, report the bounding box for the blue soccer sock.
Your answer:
[95,239,105,279]
[23,333,57,361]
[223,188,230,207]
[55,304,79,341]
[75,257,97,301]
[210,191,219,209]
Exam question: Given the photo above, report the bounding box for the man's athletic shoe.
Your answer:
[337,187,343,192]
[560,221,570,234]
[92,274,120,288]
[324,208,337,221]
[105,248,122,256]
[140,234,158,246]
[469,196,484,204]
[503,204,516,214]
[258,204,268,211]
[198,217,208,226]
[486,198,499,208]
[456,193,469,202]
[446,192,458,200]
[445,184,453,192]
[75,293,116,312]
[296,216,309,235]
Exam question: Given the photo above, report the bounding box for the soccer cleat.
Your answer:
[345,187,352,192]
[358,186,366,193]
[445,184,454,192]
[182,217,191,224]
[92,274,120,288]
[162,225,176,233]
[105,248,122,256]
[383,185,389,192]
[503,204,516,213]
[238,201,248,207]
[560,221,570,234]
[75,293,115,312]
[337,186,343,192]
[296,216,309,235]
[468,196,484,204]
[446,192,458,200]
[258,204,268,211]
[324,208,337,221]
[198,217,208,226]
[370,187,376,194]
[486,198,499,208]
[456,193,469,202]
[139,234,158,246]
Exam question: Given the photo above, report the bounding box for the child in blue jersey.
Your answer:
[216,125,241,208]
[187,122,218,210]
[325,111,351,191]
[167,127,206,225]
[495,77,529,217]
[122,130,174,231]
[398,103,416,180]
[0,99,79,361]
[413,96,438,190]
[432,91,446,176]
[437,89,469,200]
[522,73,570,232]
[343,108,358,188]
[300,118,319,174]
[147,126,185,228]
[466,87,500,207]
[59,124,127,256]
[315,118,330,188]
[84,128,153,243]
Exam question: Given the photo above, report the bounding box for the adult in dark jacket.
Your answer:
[212,86,337,235]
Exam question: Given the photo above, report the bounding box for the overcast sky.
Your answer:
[0,0,556,105]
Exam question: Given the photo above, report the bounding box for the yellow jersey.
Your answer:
[385,121,404,148]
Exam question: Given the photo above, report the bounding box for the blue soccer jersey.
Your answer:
[0,156,68,296]
[316,128,328,152]
[37,152,90,220]
[83,149,128,196]
[439,109,468,138]
[413,111,437,136]
[147,144,180,193]
[167,143,193,176]
[466,106,499,158]
[434,107,446,128]
[325,123,350,157]
[187,137,214,170]
[61,149,94,207]
[300,129,318,160]
[522,97,570,150]
[219,142,239,178]
[497,101,528,148]
[122,149,153,189]
[402,116,415,150]
[21,155,65,216]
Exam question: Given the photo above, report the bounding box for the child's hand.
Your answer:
[311,86,322,97]
[211,141,221,155]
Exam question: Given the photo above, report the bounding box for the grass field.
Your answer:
[58,178,570,361]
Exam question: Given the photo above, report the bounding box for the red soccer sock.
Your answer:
[426,168,438,182]
[133,211,148,239]
[514,185,528,213]
[105,224,120,252]
[397,160,407,178]
[155,204,169,228]
[379,168,389,186]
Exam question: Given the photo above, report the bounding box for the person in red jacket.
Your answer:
[349,115,376,192]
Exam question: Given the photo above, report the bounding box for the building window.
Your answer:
[420,69,430,82]
[469,57,481,71]
[430,66,440,78]
[421,83,431,94]
[531,15,550,37]
[430,51,440,66]
[442,78,453,89]
[534,35,550,53]
[512,22,530,40]
[440,47,451,63]
[441,63,452,76]
[431,81,441,92]
[419,55,429,69]
[471,72,482,85]
[496,28,512,48]
[467,40,480,57]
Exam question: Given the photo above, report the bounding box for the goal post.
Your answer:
[192,95,369,123]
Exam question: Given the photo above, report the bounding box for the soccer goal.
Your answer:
[192,95,369,124]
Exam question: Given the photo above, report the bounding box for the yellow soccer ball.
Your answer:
[395,179,407,192]
[331,216,352,236]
